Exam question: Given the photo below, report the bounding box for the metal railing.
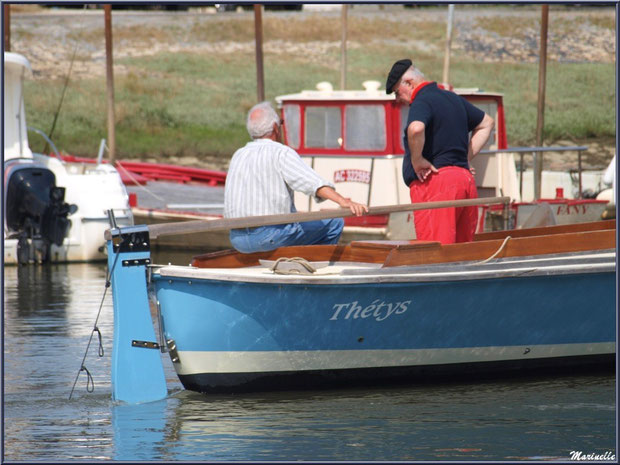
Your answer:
[299,145,591,205]
[480,145,589,199]
[27,126,61,158]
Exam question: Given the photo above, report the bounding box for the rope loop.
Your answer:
[81,365,95,393]
[94,326,104,357]
[269,257,317,275]
[69,243,122,400]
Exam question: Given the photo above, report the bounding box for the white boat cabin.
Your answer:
[4,52,33,160]
[276,81,520,227]
[3,52,133,264]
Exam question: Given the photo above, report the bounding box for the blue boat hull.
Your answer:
[153,266,615,393]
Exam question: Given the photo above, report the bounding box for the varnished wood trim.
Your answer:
[191,245,392,269]
[383,229,616,267]
[474,219,616,242]
[191,224,616,270]
[350,240,441,250]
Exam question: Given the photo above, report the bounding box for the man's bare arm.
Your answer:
[407,121,438,182]
[316,186,368,216]
[468,113,495,161]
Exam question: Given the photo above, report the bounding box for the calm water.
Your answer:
[2,256,617,461]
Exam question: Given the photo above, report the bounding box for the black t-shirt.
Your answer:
[402,82,485,186]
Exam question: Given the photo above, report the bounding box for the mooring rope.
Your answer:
[473,235,512,265]
[114,158,167,204]
[68,240,122,400]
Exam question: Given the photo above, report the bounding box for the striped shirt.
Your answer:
[224,139,333,218]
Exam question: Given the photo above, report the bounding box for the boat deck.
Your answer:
[153,249,615,285]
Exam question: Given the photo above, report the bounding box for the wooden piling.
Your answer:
[104,5,116,163]
[3,4,10,52]
[340,5,348,90]
[534,4,549,200]
[254,5,265,102]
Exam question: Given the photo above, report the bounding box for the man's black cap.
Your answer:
[385,59,412,94]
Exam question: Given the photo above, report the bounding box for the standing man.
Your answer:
[225,101,368,253]
[386,59,495,244]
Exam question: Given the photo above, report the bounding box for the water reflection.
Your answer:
[4,263,109,335]
[3,263,114,399]
[109,375,615,461]
[8,265,72,321]
[3,261,616,461]
[112,400,169,460]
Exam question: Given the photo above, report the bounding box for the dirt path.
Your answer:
[9,5,615,81]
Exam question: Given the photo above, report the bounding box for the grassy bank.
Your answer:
[20,8,615,168]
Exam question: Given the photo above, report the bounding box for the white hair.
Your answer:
[246,101,280,139]
[402,66,425,82]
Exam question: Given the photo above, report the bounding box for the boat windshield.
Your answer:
[344,105,386,151]
[283,104,301,149]
[305,106,341,148]
[286,103,389,152]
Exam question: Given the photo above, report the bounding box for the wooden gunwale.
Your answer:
[473,219,615,241]
[190,222,616,269]
[383,229,615,268]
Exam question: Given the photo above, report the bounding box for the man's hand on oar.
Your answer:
[338,197,369,216]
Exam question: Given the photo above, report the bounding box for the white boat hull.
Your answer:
[3,51,134,264]
[3,156,134,264]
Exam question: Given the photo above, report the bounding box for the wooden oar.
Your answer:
[108,196,510,240]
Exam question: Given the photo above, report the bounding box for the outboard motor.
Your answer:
[4,159,77,264]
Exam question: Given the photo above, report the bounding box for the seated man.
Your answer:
[224,101,368,253]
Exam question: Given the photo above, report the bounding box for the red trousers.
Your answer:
[409,166,478,244]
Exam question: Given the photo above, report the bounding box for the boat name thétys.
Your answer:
[329,300,411,322]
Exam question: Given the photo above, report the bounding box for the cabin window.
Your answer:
[344,105,386,151]
[305,106,341,148]
[283,104,300,149]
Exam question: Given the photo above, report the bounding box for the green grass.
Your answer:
[446,59,616,145]
[23,26,615,164]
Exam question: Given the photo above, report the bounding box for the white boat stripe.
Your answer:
[157,259,615,285]
[173,342,615,375]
